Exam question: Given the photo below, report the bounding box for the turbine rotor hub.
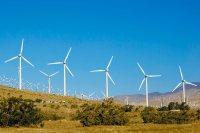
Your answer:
[106,69,108,72]
[19,54,21,57]
[182,80,185,82]
[145,75,148,78]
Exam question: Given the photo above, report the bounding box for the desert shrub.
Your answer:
[197,109,200,121]
[72,98,129,127]
[121,105,134,112]
[142,106,154,112]
[71,104,78,109]
[0,96,43,127]
[135,107,139,112]
[35,98,42,103]
[42,111,64,120]
[141,109,196,124]
[55,105,60,110]
[43,104,47,107]
[167,102,190,111]
[50,105,55,108]
[157,106,169,111]
[134,115,137,117]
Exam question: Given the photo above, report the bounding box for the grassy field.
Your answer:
[1,85,200,133]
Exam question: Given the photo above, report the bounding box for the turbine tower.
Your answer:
[137,62,161,107]
[90,56,115,99]
[4,39,34,90]
[172,66,197,102]
[39,70,59,94]
[47,48,74,96]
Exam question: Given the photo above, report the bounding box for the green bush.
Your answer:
[72,98,129,127]
[0,96,43,127]
[167,102,190,111]
[35,98,42,103]
[42,111,64,120]
[121,105,134,112]
[50,105,55,108]
[141,110,196,124]
[157,106,169,111]
[71,104,78,109]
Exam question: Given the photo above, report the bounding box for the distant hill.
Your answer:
[113,82,200,103]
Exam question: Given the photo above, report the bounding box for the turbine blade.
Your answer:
[47,62,63,65]
[12,61,19,68]
[137,62,145,75]
[139,78,145,91]
[148,75,161,77]
[172,82,182,92]
[107,72,115,85]
[65,65,74,77]
[22,56,34,67]
[90,70,105,72]
[101,91,106,97]
[107,56,113,69]
[39,70,48,77]
[179,66,183,80]
[90,92,95,96]
[50,71,59,77]
[20,38,24,55]
[185,81,197,86]
[65,47,71,61]
[5,56,18,63]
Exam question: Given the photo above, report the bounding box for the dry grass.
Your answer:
[1,85,200,133]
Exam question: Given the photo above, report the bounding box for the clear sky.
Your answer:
[0,0,200,98]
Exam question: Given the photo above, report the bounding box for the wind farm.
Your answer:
[1,0,200,132]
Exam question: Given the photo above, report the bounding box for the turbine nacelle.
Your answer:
[145,75,148,78]
[182,80,185,82]
[105,69,109,72]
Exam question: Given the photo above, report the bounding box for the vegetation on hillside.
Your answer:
[0,95,43,127]
[72,98,130,126]
[157,102,190,111]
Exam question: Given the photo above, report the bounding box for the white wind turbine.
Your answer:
[4,39,34,90]
[27,81,32,90]
[3,75,8,86]
[57,88,62,95]
[39,70,59,94]
[34,83,40,92]
[90,56,115,99]
[123,92,129,105]
[47,48,74,96]
[88,92,95,100]
[172,66,197,102]
[67,90,70,96]
[0,77,4,85]
[137,62,161,107]
[50,85,55,94]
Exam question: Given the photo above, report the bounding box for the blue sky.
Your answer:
[0,0,200,98]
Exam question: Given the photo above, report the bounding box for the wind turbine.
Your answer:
[172,66,197,102]
[4,39,34,90]
[22,83,25,89]
[47,48,74,96]
[0,77,4,85]
[50,85,55,94]
[57,88,62,95]
[11,78,16,87]
[43,84,48,93]
[90,56,115,99]
[34,83,39,92]
[88,92,95,100]
[39,70,59,94]
[96,95,101,100]
[123,92,129,105]
[3,75,8,86]
[27,81,32,90]
[73,90,77,97]
[67,90,70,96]
[15,81,18,89]
[137,62,161,107]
